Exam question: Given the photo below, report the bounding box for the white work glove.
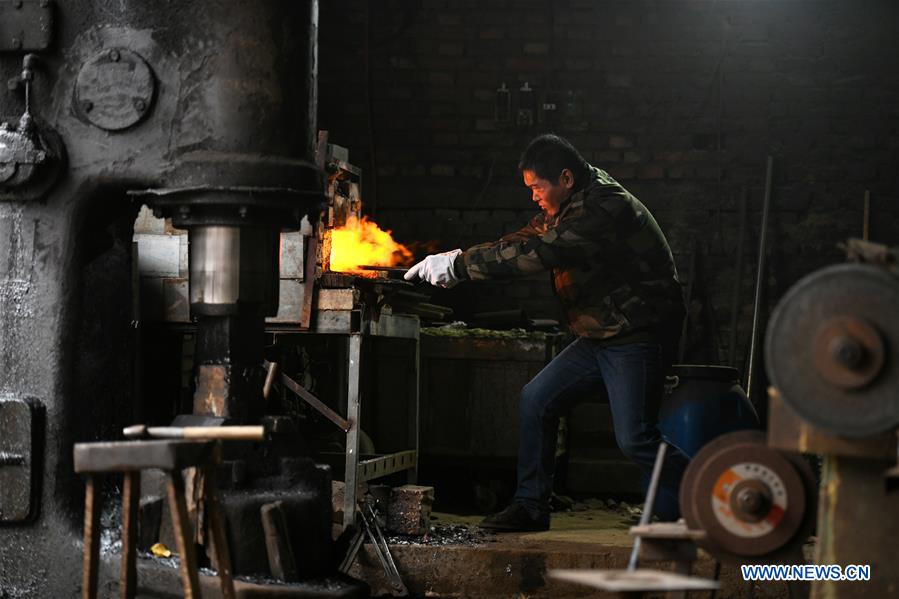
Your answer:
[404,249,463,288]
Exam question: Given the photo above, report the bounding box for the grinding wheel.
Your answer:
[680,431,816,563]
[765,263,899,437]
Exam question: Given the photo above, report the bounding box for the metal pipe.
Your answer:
[746,156,774,402]
[728,187,749,367]
[190,226,241,307]
[189,226,279,314]
[627,441,668,571]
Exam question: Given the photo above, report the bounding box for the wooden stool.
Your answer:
[74,440,236,599]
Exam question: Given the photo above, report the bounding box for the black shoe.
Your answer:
[479,503,550,532]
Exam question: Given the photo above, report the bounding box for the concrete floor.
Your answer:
[351,508,797,598]
[120,504,800,598]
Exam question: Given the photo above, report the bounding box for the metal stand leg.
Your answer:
[407,336,420,484]
[204,463,236,599]
[166,471,202,598]
[82,475,102,599]
[120,472,140,599]
[628,442,668,571]
[343,333,362,529]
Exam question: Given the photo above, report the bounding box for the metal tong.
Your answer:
[339,501,409,596]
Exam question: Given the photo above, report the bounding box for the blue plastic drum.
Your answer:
[658,365,760,458]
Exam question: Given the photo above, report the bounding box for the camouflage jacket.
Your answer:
[455,166,685,340]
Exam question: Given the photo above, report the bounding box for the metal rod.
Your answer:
[361,504,409,595]
[627,441,668,571]
[339,528,365,573]
[728,187,749,367]
[745,156,774,402]
[360,511,394,584]
[369,507,407,595]
[280,373,350,432]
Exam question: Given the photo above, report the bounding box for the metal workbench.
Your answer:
[271,309,421,529]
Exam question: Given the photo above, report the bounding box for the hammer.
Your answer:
[123,424,265,441]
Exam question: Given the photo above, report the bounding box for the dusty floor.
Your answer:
[430,502,636,546]
[123,504,799,598]
[351,505,799,598]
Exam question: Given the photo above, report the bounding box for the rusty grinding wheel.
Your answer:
[765,263,899,437]
[680,431,816,563]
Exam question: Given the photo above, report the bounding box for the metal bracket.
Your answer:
[357,450,417,483]
[0,0,54,52]
[0,396,39,522]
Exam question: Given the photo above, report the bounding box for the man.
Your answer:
[405,134,689,532]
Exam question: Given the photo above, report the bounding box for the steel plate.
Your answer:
[0,397,36,522]
[0,0,53,52]
[765,263,899,437]
[75,48,155,131]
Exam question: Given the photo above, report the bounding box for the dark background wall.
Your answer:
[319,0,899,370]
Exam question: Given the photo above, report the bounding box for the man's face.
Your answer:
[522,169,573,217]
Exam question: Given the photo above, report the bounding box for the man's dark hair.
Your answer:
[518,134,591,187]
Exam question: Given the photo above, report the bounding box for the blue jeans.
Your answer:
[513,337,689,521]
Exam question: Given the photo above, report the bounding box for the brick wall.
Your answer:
[319,0,899,366]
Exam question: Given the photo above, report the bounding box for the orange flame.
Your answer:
[329,216,413,274]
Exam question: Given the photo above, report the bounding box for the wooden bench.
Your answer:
[74,440,236,599]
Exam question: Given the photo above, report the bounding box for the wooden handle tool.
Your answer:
[123,424,265,441]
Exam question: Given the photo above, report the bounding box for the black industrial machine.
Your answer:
[637,240,899,596]
[621,239,899,597]
[0,1,382,596]
[764,239,899,598]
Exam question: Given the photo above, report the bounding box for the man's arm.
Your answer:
[456,200,614,281]
[498,216,544,243]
